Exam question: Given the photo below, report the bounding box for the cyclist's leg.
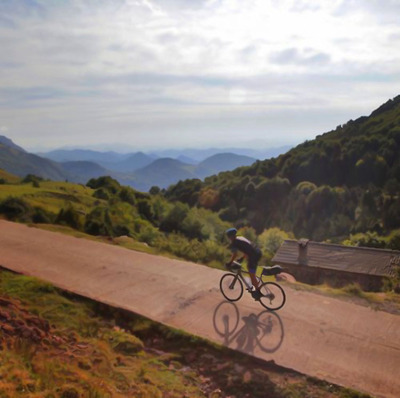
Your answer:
[247,257,260,290]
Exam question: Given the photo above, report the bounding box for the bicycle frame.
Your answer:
[228,262,259,291]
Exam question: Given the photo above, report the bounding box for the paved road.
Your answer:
[1,220,399,398]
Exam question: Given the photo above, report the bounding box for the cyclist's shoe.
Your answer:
[251,289,262,301]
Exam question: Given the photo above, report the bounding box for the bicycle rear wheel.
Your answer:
[258,282,286,310]
[220,273,244,302]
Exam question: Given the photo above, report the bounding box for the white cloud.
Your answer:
[0,0,399,150]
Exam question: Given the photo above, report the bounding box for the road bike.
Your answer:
[219,261,286,310]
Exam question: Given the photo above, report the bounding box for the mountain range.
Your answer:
[0,136,277,191]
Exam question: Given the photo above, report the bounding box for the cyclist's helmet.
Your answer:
[226,227,237,238]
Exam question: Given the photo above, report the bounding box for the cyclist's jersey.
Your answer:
[230,236,260,259]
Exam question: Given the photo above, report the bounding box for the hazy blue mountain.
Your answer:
[0,135,27,153]
[1,137,284,192]
[196,153,256,179]
[38,149,129,164]
[130,153,257,191]
[132,158,196,191]
[102,152,155,172]
[39,149,156,173]
[177,155,198,165]
[0,138,119,184]
[150,145,292,162]
[60,161,113,184]
[0,140,68,181]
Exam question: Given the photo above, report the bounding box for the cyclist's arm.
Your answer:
[227,251,238,266]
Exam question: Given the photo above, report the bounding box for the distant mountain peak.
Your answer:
[0,135,26,153]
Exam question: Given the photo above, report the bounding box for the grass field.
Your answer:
[0,180,98,214]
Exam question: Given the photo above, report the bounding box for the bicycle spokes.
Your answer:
[259,282,286,311]
[220,273,244,302]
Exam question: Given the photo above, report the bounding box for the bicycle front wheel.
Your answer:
[259,282,286,310]
[220,273,244,302]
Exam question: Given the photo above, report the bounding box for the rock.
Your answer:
[78,360,92,370]
[26,316,50,332]
[61,388,79,398]
[215,362,231,371]
[243,370,252,383]
[234,364,244,373]
[0,309,11,321]
[113,340,143,356]
[0,298,12,307]
[1,324,14,334]
[209,388,222,398]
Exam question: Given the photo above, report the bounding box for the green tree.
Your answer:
[258,228,291,259]
[160,202,189,233]
[56,206,82,230]
[119,187,136,205]
[0,197,30,221]
[137,199,154,221]
[86,176,121,194]
[84,208,113,236]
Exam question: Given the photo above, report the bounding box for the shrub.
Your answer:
[93,188,109,200]
[0,196,31,221]
[86,176,120,194]
[22,174,44,184]
[32,207,54,224]
[113,224,131,237]
[137,224,161,245]
[258,227,292,259]
[84,208,113,236]
[343,283,364,297]
[103,329,143,355]
[160,202,189,232]
[119,187,136,205]
[149,186,161,195]
[137,199,154,221]
[296,181,317,195]
[388,230,400,250]
[56,206,82,230]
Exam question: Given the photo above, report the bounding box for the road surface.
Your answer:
[0,220,399,398]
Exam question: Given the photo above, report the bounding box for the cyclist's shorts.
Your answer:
[248,249,262,273]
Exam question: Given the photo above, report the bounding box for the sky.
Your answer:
[0,0,400,152]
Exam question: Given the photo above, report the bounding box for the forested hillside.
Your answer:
[165,96,400,244]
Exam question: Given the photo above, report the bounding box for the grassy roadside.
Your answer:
[0,269,371,398]
[288,280,400,315]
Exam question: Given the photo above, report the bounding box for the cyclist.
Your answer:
[225,228,262,300]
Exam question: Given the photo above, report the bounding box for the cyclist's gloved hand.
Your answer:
[237,257,244,263]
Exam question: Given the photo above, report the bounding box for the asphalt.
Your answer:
[1,220,399,398]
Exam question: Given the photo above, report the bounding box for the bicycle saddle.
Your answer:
[261,265,283,276]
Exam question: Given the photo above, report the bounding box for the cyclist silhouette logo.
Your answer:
[213,301,284,354]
